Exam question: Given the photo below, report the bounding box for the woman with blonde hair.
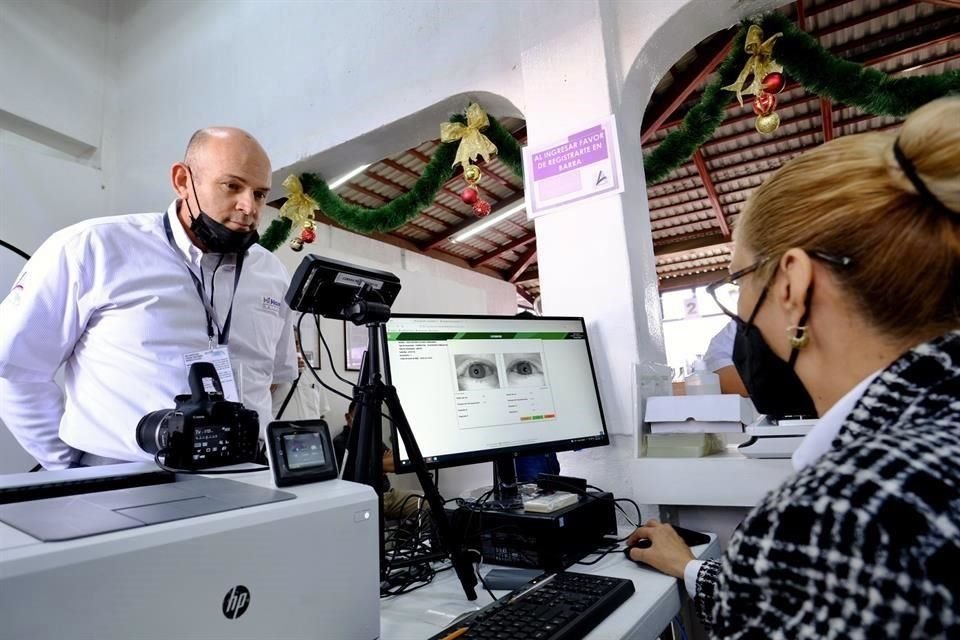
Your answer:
[629,97,959,638]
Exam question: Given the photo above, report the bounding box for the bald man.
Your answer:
[0,128,297,469]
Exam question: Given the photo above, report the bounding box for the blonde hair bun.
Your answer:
[887,97,960,218]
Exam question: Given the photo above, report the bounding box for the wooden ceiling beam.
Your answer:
[814,1,914,40]
[515,286,536,305]
[654,232,728,255]
[807,0,860,16]
[795,0,808,31]
[506,248,539,283]
[360,171,453,227]
[820,98,835,142]
[915,1,960,8]
[515,266,540,284]
[470,232,537,268]
[658,270,728,292]
[692,150,731,239]
[641,28,738,144]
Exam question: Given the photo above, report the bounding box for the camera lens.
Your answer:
[136,409,174,455]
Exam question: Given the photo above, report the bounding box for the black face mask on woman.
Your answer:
[185,168,259,254]
[732,287,818,420]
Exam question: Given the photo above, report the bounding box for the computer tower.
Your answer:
[449,491,617,570]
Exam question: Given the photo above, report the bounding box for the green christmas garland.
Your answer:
[259,13,959,250]
[259,111,524,250]
[643,12,960,185]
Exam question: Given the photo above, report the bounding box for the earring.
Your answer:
[787,325,810,350]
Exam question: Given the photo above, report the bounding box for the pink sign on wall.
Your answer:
[522,115,624,217]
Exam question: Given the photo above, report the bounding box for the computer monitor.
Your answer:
[385,314,609,491]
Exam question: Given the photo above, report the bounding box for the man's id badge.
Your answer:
[183,347,240,401]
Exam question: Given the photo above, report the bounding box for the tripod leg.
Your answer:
[382,385,478,601]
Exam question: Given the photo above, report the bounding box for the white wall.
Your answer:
[0,0,111,473]
[104,0,526,213]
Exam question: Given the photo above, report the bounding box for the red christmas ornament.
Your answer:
[461,187,479,205]
[300,228,316,243]
[472,200,491,217]
[761,72,785,94]
[753,92,777,116]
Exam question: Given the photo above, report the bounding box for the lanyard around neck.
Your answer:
[163,213,245,346]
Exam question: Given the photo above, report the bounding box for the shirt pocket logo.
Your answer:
[260,296,282,316]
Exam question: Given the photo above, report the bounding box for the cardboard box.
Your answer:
[645,394,756,434]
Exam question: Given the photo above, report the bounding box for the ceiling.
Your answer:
[647,0,959,291]
[287,0,958,306]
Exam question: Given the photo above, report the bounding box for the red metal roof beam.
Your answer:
[820,98,834,142]
[692,150,731,239]
[640,28,738,144]
[506,249,539,283]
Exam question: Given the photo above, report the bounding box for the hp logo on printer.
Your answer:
[222,585,251,619]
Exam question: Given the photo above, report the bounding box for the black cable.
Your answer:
[153,448,268,474]
[573,540,622,566]
[295,312,354,403]
[1,238,31,261]
[314,314,356,387]
[475,560,499,602]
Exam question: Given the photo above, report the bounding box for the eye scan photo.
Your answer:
[504,353,546,387]
[454,354,500,390]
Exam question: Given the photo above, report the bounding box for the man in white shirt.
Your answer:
[0,127,297,469]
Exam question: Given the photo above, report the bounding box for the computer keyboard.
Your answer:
[428,571,635,640]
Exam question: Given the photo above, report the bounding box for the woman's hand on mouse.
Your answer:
[626,519,695,578]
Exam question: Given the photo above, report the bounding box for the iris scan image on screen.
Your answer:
[504,353,545,387]
[454,354,501,390]
[283,432,326,469]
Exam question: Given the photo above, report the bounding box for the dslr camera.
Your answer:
[137,362,260,470]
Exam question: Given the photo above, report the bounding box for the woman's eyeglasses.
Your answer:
[706,251,853,320]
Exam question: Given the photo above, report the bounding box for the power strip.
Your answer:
[522,491,579,513]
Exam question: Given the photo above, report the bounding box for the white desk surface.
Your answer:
[380,535,720,640]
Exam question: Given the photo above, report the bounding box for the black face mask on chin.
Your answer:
[184,169,259,254]
[732,288,818,420]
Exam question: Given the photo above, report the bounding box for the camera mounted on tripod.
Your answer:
[285,253,480,601]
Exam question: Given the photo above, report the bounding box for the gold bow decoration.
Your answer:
[723,25,783,106]
[278,174,318,226]
[440,103,499,169]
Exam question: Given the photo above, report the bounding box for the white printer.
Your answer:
[0,464,380,640]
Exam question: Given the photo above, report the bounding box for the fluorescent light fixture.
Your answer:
[328,164,371,189]
[453,201,527,242]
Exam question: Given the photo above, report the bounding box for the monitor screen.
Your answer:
[385,314,609,471]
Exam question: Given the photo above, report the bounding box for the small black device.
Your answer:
[267,420,338,487]
[427,571,635,640]
[136,362,260,470]
[450,491,617,570]
[285,255,401,320]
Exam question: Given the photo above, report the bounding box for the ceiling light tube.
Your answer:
[328,164,371,189]
[453,201,528,242]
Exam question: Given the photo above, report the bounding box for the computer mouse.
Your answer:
[623,539,652,566]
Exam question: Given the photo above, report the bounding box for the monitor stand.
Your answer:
[490,456,524,511]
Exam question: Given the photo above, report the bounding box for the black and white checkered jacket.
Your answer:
[695,330,960,639]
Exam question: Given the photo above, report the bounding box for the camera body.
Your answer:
[137,362,260,470]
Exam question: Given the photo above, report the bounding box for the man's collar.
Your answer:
[167,200,201,262]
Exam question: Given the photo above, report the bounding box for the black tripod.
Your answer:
[340,303,478,601]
